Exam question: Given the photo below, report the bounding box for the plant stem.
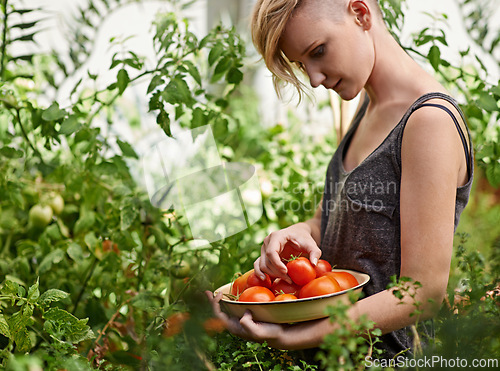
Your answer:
[15,108,45,165]
[72,257,98,314]
[0,0,8,80]
[1,232,12,257]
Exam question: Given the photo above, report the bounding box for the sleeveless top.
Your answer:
[319,92,474,358]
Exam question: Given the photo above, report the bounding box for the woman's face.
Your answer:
[280,5,375,100]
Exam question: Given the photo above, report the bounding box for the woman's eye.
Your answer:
[311,45,325,58]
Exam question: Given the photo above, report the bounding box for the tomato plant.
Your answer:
[299,276,341,299]
[287,257,316,286]
[238,286,275,302]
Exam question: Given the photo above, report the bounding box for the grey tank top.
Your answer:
[319,92,474,357]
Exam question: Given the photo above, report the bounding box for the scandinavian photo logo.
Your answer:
[142,125,263,243]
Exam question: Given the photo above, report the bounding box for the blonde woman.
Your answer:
[207,0,473,359]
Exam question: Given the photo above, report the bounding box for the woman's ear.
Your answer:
[350,0,372,30]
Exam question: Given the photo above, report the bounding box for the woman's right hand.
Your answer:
[254,222,322,283]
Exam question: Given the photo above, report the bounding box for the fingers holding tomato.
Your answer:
[286,257,316,286]
[255,223,323,284]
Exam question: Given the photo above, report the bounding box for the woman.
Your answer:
[206,0,473,359]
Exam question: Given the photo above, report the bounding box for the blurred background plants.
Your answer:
[0,0,498,369]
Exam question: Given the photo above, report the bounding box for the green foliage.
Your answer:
[399,0,500,187]
[0,278,92,364]
[316,293,384,371]
[147,11,245,137]
[397,234,500,370]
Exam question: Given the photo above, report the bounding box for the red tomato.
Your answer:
[324,271,359,291]
[274,293,298,301]
[314,259,332,277]
[280,241,309,261]
[271,278,300,296]
[231,269,254,296]
[287,257,316,286]
[247,272,272,289]
[238,286,275,302]
[299,276,342,299]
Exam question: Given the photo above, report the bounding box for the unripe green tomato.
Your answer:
[48,193,65,215]
[29,204,53,228]
[171,261,191,279]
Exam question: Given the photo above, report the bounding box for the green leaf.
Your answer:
[120,199,138,231]
[11,20,40,30]
[42,102,67,121]
[485,161,500,188]
[428,45,441,71]
[117,68,130,95]
[212,56,232,82]
[226,67,243,84]
[43,308,95,343]
[9,312,32,353]
[38,249,65,274]
[67,242,84,262]
[74,210,96,235]
[0,146,23,158]
[27,279,40,302]
[147,75,164,93]
[39,289,70,306]
[59,115,81,135]
[163,75,193,105]
[116,139,138,159]
[0,314,10,338]
[191,107,205,128]
[1,280,20,297]
[208,43,224,66]
[184,60,202,85]
[157,110,171,137]
[478,92,499,112]
[84,232,98,251]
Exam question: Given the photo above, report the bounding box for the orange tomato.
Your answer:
[274,293,298,301]
[313,259,332,277]
[299,276,341,299]
[247,271,272,289]
[203,317,226,335]
[287,257,316,286]
[231,269,254,296]
[163,312,190,337]
[238,286,275,302]
[323,271,358,291]
[280,241,308,261]
[270,278,300,296]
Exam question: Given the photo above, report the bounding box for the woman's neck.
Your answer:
[364,28,443,107]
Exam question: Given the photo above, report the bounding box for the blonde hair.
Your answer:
[251,0,382,100]
[251,0,305,100]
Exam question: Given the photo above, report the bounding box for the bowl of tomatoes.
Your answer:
[214,253,370,324]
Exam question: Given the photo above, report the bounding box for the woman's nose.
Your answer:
[307,68,326,88]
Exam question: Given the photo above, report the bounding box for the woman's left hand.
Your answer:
[205,290,285,346]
